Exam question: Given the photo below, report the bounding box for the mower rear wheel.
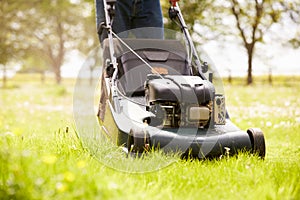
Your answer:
[247,128,266,159]
[127,133,134,152]
[127,128,150,153]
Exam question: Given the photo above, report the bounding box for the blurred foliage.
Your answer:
[161,0,217,43]
[1,0,97,84]
[224,0,300,84]
[1,0,299,85]
[163,0,299,85]
[0,1,17,65]
[224,0,287,85]
[284,1,300,48]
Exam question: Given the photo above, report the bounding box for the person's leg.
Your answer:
[95,0,106,42]
[131,0,163,38]
[112,0,132,36]
[141,0,163,28]
[95,0,105,29]
[96,0,133,43]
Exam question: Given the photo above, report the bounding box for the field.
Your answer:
[1,74,300,199]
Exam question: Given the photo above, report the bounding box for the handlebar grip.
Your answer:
[170,0,179,7]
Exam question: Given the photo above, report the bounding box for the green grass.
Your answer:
[0,74,300,199]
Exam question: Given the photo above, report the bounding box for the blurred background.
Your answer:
[1,0,299,86]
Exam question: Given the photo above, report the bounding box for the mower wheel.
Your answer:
[128,128,150,153]
[247,128,266,159]
[127,133,134,152]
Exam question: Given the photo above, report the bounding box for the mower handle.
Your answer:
[106,0,116,3]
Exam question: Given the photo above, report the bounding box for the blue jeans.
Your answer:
[95,0,163,42]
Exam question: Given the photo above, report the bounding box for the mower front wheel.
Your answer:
[247,128,266,159]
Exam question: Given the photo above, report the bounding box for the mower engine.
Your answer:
[145,75,225,128]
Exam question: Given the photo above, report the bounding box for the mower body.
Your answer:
[98,38,265,159]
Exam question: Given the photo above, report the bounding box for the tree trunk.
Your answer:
[268,67,272,85]
[247,57,253,85]
[227,69,232,84]
[40,71,45,84]
[54,67,61,84]
[2,65,7,88]
[246,44,254,85]
[90,68,94,86]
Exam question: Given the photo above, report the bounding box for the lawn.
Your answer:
[0,74,299,199]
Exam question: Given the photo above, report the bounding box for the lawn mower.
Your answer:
[97,0,266,159]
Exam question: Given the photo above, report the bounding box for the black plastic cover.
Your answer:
[146,75,215,105]
[119,49,190,95]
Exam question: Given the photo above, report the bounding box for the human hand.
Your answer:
[170,0,180,7]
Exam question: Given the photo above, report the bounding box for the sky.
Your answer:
[61,18,300,79]
[60,41,300,79]
[202,41,300,77]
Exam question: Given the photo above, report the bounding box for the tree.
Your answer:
[1,0,97,85]
[161,0,216,42]
[284,1,300,48]
[20,55,49,82]
[0,1,22,87]
[163,0,296,85]
[24,0,96,84]
[226,0,286,84]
